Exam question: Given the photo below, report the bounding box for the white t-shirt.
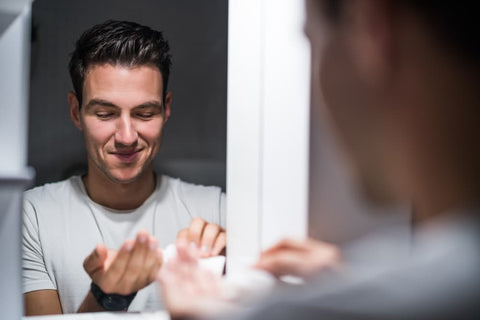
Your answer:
[228,214,480,320]
[22,174,226,313]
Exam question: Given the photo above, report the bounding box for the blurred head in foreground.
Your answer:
[157,1,480,319]
[306,0,480,220]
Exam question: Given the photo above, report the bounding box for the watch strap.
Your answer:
[90,282,137,311]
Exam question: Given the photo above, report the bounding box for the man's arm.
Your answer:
[76,291,107,313]
[77,230,162,313]
[24,290,62,316]
[23,199,63,316]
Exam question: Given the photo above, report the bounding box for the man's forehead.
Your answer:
[81,64,164,106]
[84,63,161,77]
[83,64,163,91]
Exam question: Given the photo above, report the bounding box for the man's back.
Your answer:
[235,213,480,320]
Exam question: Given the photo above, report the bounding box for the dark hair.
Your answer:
[321,0,480,65]
[68,20,172,106]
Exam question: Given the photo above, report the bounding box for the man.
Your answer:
[22,20,226,315]
[159,0,480,319]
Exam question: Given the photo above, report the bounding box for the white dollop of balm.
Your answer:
[161,243,226,276]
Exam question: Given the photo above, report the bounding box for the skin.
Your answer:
[158,244,230,319]
[176,217,227,258]
[159,0,480,318]
[25,64,226,315]
[254,238,340,278]
[70,64,171,210]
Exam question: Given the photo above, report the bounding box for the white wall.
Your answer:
[0,0,29,14]
[0,2,33,319]
[0,0,31,175]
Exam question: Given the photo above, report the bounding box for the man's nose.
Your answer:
[115,115,138,147]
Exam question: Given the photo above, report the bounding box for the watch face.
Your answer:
[102,294,129,311]
[91,282,136,311]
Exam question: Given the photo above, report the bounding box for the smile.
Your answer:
[111,150,142,162]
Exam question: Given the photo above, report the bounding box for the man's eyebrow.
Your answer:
[84,99,118,110]
[134,101,163,110]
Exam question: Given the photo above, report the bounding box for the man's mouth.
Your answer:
[111,149,142,162]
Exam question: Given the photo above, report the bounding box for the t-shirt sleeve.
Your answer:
[22,198,56,293]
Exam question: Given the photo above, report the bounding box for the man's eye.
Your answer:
[96,112,114,119]
[137,113,154,119]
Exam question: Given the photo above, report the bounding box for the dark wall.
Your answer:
[28,0,227,190]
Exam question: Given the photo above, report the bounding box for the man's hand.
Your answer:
[254,238,340,279]
[158,243,230,319]
[83,230,163,295]
[176,217,226,258]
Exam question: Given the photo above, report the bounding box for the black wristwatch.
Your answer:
[90,282,137,311]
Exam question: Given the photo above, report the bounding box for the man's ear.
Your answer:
[348,0,395,88]
[163,92,173,124]
[68,91,83,131]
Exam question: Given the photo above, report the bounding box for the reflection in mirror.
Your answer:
[29,0,227,190]
[25,0,227,315]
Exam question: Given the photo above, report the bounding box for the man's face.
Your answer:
[69,64,171,184]
[305,0,397,202]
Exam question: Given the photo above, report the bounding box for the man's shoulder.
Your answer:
[160,175,225,216]
[23,175,82,204]
[161,175,223,198]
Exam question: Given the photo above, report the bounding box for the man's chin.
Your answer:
[105,169,147,185]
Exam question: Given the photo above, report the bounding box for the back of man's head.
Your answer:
[307,0,480,207]
[68,20,172,106]
[321,0,479,66]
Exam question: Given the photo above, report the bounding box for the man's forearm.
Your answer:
[77,291,106,313]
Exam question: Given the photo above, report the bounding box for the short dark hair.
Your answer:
[68,20,172,106]
[321,0,480,65]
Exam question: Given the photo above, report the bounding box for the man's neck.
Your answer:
[82,165,156,211]
[410,122,480,225]
[412,166,480,226]
[400,53,480,226]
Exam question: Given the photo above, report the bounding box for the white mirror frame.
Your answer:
[226,0,311,273]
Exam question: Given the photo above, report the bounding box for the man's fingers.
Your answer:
[119,231,150,290]
[142,236,160,272]
[211,231,226,256]
[199,224,221,257]
[177,220,226,257]
[103,249,118,270]
[136,236,161,286]
[148,248,163,283]
[187,217,207,246]
[176,228,189,245]
[255,238,341,278]
[176,242,198,265]
[101,239,134,291]
[262,238,306,255]
[255,251,303,277]
[83,244,107,275]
